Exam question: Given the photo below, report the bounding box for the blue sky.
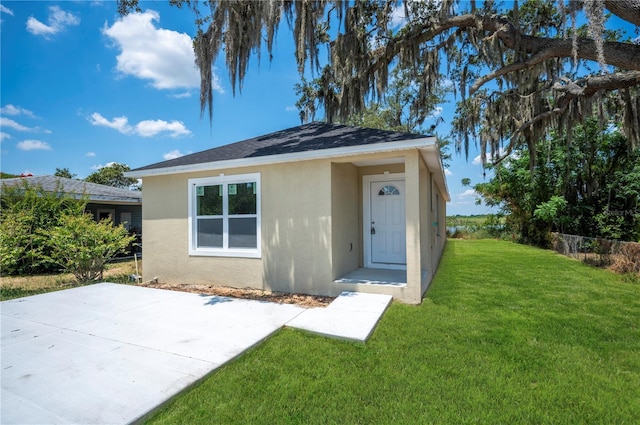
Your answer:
[0,1,541,215]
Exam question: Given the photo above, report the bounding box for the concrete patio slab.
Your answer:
[1,283,305,425]
[1,285,392,424]
[286,291,392,342]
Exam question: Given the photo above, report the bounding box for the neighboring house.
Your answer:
[127,122,449,304]
[1,175,142,236]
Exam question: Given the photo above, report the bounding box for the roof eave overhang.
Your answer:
[86,198,142,205]
[125,137,439,179]
[63,193,142,204]
[87,199,142,206]
[126,136,450,202]
[419,143,451,202]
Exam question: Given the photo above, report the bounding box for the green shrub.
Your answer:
[1,180,87,275]
[0,210,31,275]
[45,214,136,282]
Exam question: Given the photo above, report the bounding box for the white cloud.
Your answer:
[103,10,223,92]
[1,117,30,132]
[444,169,452,176]
[163,149,186,160]
[171,91,193,99]
[427,106,443,118]
[91,161,117,171]
[170,91,192,99]
[135,119,191,138]
[88,112,191,138]
[18,140,52,151]
[0,117,51,134]
[0,132,10,142]
[473,148,507,165]
[1,5,14,16]
[442,78,454,89]
[391,0,445,28]
[88,112,132,134]
[390,5,407,27]
[285,105,297,112]
[26,18,56,36]
[1,104,36,118]
[458,189,476,199]
[86,151,96,157]
[26,6,80,38]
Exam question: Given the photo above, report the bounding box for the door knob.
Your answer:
[371,227,376,235]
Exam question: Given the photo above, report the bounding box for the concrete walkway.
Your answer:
[1,283,390,424]
[287,291,392,342]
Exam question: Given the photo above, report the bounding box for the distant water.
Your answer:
[447,226,466,233]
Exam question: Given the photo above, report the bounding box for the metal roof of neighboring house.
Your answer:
[1,175,142,204]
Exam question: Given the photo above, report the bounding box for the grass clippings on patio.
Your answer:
[145,239,640,424]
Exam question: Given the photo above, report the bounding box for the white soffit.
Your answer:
[351,157,404,167]
[420,145,451,201]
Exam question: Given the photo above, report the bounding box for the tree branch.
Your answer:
[491,70,640,166]
[604,0,640,26]
[365,11,640,98]
[469,50,553,95]
[566,70,640,96]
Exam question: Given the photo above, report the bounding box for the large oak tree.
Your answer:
[118,0,640,164]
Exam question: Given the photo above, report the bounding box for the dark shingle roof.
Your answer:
[1,176,142,204]
[131,122,427,172]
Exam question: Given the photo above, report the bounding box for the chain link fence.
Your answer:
[551,233,640,275]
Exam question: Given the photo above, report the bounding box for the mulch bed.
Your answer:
[139,282,334,308]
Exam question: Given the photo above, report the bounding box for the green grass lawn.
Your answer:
[0,260,139,301]
[145,240,637,423]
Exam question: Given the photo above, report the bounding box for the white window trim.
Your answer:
[188,173,261,258]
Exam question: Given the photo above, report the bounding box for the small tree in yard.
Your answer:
[46,214,135,282]
[0,210,32,276]
[0,180,87,275]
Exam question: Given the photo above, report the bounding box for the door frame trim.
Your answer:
[363,173,406,270]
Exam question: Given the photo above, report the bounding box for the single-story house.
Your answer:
[126,122,449,304]
[1,175,142,235]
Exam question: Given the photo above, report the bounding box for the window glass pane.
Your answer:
[197,185,222,216]
[378,185,400,196]
[197,218,223,247]
[228,182,256,215]
[229,217,257,248]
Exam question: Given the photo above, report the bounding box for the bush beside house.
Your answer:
[0,180,134,281]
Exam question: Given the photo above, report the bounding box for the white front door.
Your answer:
[366,177,406,267]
